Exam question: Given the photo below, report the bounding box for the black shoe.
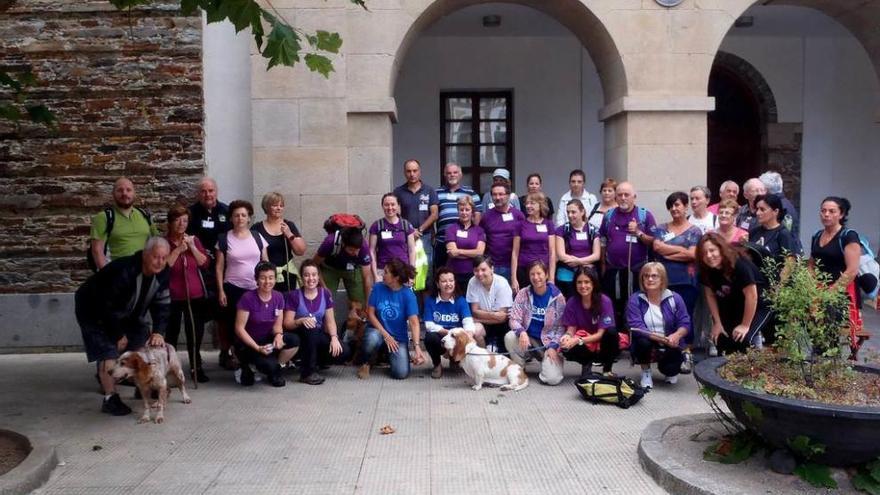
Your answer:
[269,375,286,387]
[299,373,325,385]
[219,350,235,371]
[101,394,132,416]
[239,366,255,386]
[191,369,210,383]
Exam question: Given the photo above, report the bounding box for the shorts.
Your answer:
[77,314,149,363]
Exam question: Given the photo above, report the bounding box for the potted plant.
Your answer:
[694,256,880,467]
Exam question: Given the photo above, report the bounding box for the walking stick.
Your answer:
[284,226,292,293]
[182,248,199,389]
[626,231,634,298]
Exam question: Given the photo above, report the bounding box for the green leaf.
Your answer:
[304,53,334,77]
[794,463,837,489]
[787,435,825,460]
[180,0,204,16]
[313,30,342,53]
[853,472,880,495]
[25,104,56,127]
[699,386,717,399]
[702,433,759,464]
[0,104,22,122]
[742,402,763,424]
[0,71,22,91]
[866,459,880,482]
[218,0,263,33]
[262,22,301,70]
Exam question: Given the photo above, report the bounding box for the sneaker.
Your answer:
[357,364,370,380]
[269,375,286,387]
[579,363,593,379]
[299,373,325,385]
[431,365,442,379]
[665,375,679,385]
[708,342,718,357]
[101,394,132,416]
[680,352,693,375]
[238,366,255,386]
[640,371,654,389]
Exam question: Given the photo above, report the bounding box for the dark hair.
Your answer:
[254,261,277,280]
[526,173,542,186]
[665,191,689,210]
[403,158,420,169]
[166,204,189,225]
[574,266,602,309]
[569,169,585,182]
[821,196,851,226]
[433,266,456,297]
[472,255,494,270]
[228,199,254,217]
[754,194,785,223]
[384,258,415,285]
[526,259,548,277]
[696,232,741,283]
[298,259,323,287]
[490,180,510,195]
[381,192,399,206]
[340,227,364,248]
[564,198,587,224]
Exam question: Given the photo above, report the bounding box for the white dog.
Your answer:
[441,328,528,391]
[110,343,191,424]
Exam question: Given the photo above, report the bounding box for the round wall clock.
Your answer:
[655,0,684,7]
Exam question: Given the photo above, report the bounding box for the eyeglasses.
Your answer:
[642,273,661,280]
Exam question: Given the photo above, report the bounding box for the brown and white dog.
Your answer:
[110,343,192,424]
[345,301,367,364]
[442,328,528,391]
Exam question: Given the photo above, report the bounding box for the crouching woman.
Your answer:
[626,262,691,389]
[234,261,299,387]
[559,266,620,376]
[504,260,568,385]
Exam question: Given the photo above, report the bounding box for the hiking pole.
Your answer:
[284,226,292,292]
[182,248,198,389]
[626,232,634,298]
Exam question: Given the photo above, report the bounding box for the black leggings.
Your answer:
[236,333,300,379]
[631,334,684,377]
[294,328,351,378]
[424,331,446,367]
[562,328,620,372]
[165,298,208,371]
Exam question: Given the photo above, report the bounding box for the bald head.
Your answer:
[444,162,462,189]
[198,177,218,210]
[615,181,637,212]
[743,178,766,205]
[112,177,135,210]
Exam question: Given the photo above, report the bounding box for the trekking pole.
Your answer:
[626,233,634,298]
[182,248,199,389]
[284,226,292,292]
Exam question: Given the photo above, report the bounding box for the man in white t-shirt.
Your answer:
[466,256,513,352]
[555,169,597,227]
[688,185,717,234]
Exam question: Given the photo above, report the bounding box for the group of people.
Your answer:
[76,163,872,416]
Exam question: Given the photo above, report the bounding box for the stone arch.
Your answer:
[712,51,778,128]
[390,0,627,105]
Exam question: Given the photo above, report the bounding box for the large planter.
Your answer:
[694,357,880,467]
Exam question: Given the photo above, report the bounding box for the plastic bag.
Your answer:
[413,239,428,291]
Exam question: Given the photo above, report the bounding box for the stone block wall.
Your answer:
[0,0,203,293]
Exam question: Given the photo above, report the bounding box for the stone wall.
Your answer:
[0,0,203,293]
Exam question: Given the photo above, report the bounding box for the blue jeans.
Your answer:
[356,327,411,379]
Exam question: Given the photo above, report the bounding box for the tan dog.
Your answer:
[110,343,192,424]
[442,328,528,391]
[345,301,367,364]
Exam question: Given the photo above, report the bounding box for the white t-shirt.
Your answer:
[466,274,513,311]
[555,191,598,227]
[644,302,665,337]
[688,212,717,235]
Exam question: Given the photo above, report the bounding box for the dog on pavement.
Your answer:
[441,328,528,391]
[110,343,192,423]
[345,301,367,364]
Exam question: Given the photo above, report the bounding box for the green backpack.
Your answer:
[575,372,646,409]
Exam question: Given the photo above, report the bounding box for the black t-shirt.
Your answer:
[187,202,230,254]
[706,257,766,330]
[811,228,860,281]
[750,224,800,261]
[251,220,301,268]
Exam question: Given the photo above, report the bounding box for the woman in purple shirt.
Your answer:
[369,193,416,281]
[559,266,620,375]
[445,196,486,291]
[234,262,300,387]
[511,192,557,292]
[555,198,601,299]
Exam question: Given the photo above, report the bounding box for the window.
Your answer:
[440,91,513,193]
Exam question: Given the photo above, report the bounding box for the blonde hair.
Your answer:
[638,262,668,292]
[261,191,284,214]
[457,195,474,211]
[525,192,550,219]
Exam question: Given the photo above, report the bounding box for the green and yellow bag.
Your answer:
[575,372,646,409]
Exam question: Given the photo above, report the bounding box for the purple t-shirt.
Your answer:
[369,218,414,268]
[560,294,616,334]
[444,223,486,275]
[556,224,595,260]
[481,206,524,267]
[599,207,657,270]
[285,288,335,329]
[316,233,371,271]
[516,219,556,267]
[237,289,284,342]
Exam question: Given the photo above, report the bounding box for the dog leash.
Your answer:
[466,343,550,357]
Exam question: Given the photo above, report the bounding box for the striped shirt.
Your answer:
[435,185,482,243]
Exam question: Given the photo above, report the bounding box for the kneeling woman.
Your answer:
[504,260,568,385]
[355,259,425,379]
[626,262,691,389]
[559,267,620,375]
[423,267,483,379]
[235,262,300,387]
[283,260,350,385]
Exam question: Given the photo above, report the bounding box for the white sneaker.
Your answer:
[640,371,653,389]
[664,375,678,385]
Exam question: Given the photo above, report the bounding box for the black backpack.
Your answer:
[86,206,152,272]
[575,372,646,409]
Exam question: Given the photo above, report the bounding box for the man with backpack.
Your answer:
[313,222,374,307]
[89,177,158,271]
[598,181,658,329]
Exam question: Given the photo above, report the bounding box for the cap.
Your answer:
[492,168,510,181]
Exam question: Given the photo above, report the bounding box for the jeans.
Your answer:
[503,332,563,385]
[355,327,411,379]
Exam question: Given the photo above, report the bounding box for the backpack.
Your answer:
[742,241,773,272]
[575,372,646,409]
[86,206,152,272]
[216,230,264,257]
[603,206,648,231]
[323,213,365,234]
[378,218,412,237]
[812,229,880,299]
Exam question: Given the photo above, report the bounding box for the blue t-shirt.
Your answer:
[368,282,419,343]
[424,295,472,330]
[527,287,552,340]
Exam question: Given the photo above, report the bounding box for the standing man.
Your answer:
[435,163,482,270]
[313,227,374,308]
[555,169,597,227]
[735,178,767,233]
[89,177,159,271]
[707,180,740,215]
[480,168,520,214]
[480,181,524,283]
[599,182,658,327]
[75,237,171,416]
[393,159,439,285]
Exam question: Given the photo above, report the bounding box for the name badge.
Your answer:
[201,219,214,229]
[419,203,428,211]
[536,224,548,233]
[487,204,495,209]
[501,213,514,222]
[626,234,638,244]
[274,309,282,317]
[456,230,469,239]
[575,231,588,241]
[740,221,750,230]
[346,263,355,271]
[380,230,393,240]
[662,232,675,242]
